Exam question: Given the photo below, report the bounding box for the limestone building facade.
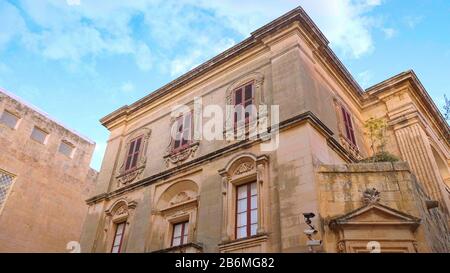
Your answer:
[0,89,97,252]
[80,7,450,253]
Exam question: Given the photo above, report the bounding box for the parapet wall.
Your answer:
[316,162,450,253]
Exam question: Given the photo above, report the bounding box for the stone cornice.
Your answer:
[100,6,364,130]
[365,70,450,146]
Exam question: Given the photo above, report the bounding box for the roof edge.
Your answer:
[366,70,450,143]
[100,6,364,129]
[0,88,95,145]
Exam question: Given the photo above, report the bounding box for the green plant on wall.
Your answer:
[362,117,399,163]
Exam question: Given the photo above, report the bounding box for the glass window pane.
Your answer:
[235,89,242,105]
[111,246,120,253]
[134,138,142,153]
[0,111,19,129]
[251,224,258,236]
[125,155,132,171]
[237,185,247,199]
[237,212,247,227]
[237,227,247,239]
[173,224,182,237]
[251,209,258,224]
[182,222,189,237]
[113,235,122,246]
[116,223,125,234]
[245,84,252,100]
[183,235,188,244]
[251,196,257,210]
[172,237,181,247]
[251,182,257,195]
[127,141,136,156]
[237,199,247,213]
[131,153,139,169]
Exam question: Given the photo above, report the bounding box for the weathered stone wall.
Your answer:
[316,162,450,253]
[0,90,97,252]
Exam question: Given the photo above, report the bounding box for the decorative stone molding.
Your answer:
[170,192,192,206]
[115,128,152,187]
[164,142,200,167]
[233,162,255,176]
[340,136,363,160]
[337,241,346,253]
[362,188,381,205]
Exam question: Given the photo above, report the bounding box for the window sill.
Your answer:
[164,141,200,166]
[218,233,268,252]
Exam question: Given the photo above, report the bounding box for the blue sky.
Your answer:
[0,0,449,170]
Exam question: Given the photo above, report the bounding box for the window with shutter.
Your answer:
[341,106,356,146]
[125,136,143,172]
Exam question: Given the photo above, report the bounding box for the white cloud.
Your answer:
[1,0,386,73]
[194,0,383,59]
[0,2,27,50]
[170,37,236,77]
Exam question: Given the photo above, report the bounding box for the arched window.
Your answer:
[218,153,270,251]
[149,180,200,252]
[104,199,137,253]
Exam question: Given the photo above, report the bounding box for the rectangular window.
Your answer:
[171,221,189,247]
[31,127,48,144]
[125,136,143,171]
[236,181,258,240]
[341,106,356,146]
[0,111,19,129]
[172,113,192,152]
[111,222,126,253]
[0,170,15,212]
[234,83,254,128]
[59,141,75,158]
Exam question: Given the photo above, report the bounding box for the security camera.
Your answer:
[307,240,322,247]
[304,229,318,235]
[303,212,315,219]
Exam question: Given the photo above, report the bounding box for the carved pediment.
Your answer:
[115,205,128,217]
[329,203,421,229]
[170,192,192,206]
[233,162,255,176]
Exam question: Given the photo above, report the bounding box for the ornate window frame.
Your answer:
[224,72,266,141]
[164,111,200,167]
[218,153,270,247]
[115,127,151,187]
[104,198,138,253]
